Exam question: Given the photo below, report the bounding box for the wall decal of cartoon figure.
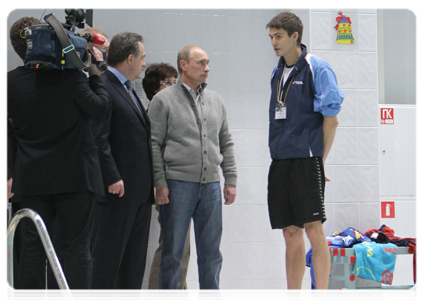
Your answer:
[335,11,356,44]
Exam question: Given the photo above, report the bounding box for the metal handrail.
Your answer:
[7,208,69,289]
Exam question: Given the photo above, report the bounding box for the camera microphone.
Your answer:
[82,33,105,45]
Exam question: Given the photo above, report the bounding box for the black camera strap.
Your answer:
[45,14,88,70]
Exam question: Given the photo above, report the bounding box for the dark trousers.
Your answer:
[18,190,95,289]
[46,216,65,289]
[91,201,152,289]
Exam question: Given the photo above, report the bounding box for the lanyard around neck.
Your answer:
[277,69,297,107]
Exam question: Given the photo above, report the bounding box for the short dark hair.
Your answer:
[107,32,143,67]
[10,17,40,60]
[142,63,178,100]
[266,12,303,46]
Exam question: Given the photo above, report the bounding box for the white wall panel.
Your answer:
[334,203,360,230]
[253,55,279,93]
[359,166,379,202]
[357,14,378,52]
[230,206,259,243]
[359,203,380,231]
[227,54,254,92]
[227,15,253,55]
[358,90,379,127]
[146,11,175,52]
[231,130,271,167]
[252,16,277,55]
[200,14,227,54]
[174,13,202,53]
[332,51,357,89]
[206,53,228,91]
[357,52,378,89]
[337,89,357,127]
[333,128,358,165]
[333,166,359,203]
[310,12,332,50]
[358,127,379,165]
[256,242,283,280]
[230,243,257,281]
[235,167,268,205]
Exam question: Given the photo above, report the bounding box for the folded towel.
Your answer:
[352,241,398,284]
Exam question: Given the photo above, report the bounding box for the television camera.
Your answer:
[24,9,106,71]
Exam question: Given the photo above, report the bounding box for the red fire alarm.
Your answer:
[381,201,395,218]
[381,108,394,124]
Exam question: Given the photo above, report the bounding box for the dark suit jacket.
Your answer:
[92,69,154,204]
[8,117,16,181]
[7,67,111,196]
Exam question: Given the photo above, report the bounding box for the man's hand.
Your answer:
[223,184,236,205]
[7,178,14,199]
[156,186,170,205]
[86,47,104,77]
[108,180,124,197]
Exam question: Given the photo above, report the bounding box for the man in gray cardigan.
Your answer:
[148,45,237,289]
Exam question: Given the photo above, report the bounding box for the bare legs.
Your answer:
[283,220,330,289]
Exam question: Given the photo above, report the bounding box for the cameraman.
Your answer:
[7,17,111,289]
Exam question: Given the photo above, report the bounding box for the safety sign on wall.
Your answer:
[381,108,394,124]
[381,201,395,218]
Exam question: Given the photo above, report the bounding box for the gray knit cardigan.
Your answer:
[148,77,237,188]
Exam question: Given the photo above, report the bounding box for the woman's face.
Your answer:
[156,76,176,94]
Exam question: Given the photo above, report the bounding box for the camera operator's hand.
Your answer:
[86,47,104,77]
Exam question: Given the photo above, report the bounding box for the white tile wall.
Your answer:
[337,89,357,127]
[333,166,359,203]
[6,8,386,290]
[357,14,378,52]
[333,127,358,165]
[358,128,379,165]
[314,10,382,289]
[332,51,357,89]
[357,90,379,127]
[310,12,333,50]
[359,166,379,203]
[357,52,378,89]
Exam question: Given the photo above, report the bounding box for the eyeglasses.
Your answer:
[160,80,177,86]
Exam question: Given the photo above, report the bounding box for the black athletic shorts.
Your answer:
[267,157,326,229]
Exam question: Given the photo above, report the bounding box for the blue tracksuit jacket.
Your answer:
[269,44,344,160]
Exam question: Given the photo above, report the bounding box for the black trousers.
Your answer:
[91,201,152,289]
[18,190,95,289]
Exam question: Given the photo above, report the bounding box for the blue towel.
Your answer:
[352,241,398,285]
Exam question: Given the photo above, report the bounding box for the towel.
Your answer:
[365,224,416,283]
[352,241,398,285]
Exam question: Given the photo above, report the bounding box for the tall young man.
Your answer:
[266,12,344,289]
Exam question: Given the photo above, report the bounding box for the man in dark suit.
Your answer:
[90,32,154,289]
[7,17,111,289]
